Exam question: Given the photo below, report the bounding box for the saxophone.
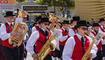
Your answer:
[82,31,105,60]
[8,9,28,47]
[37,33,55,60]
[81,35,96,60]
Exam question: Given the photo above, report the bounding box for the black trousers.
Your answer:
[52,48,61,58]
[44,54,52,60]
[92,51,103,60]
[59,45,64,60]
[102,45,105,57]
[3,45,24,60]
[0,39,6,60]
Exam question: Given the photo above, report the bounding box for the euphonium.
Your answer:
[8,9,28,47]
[37,33,55,60]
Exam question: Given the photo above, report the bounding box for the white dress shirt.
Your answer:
[32,26,37,33]
[69,28,76,37]
[58,27,68,42]
[63,34,97,60]
[53,28,62,50]
[0,22,11,40]
[90,31,102,45]
[26,30,57,55]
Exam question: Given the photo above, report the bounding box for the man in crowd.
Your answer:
[26,18,57,60]
[63,20,97,60]
[69,16,80,37]
[98,18,105,60]
[90,23,103,60]
[0,11,24,60]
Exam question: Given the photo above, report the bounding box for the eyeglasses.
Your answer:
[82,27,88,31]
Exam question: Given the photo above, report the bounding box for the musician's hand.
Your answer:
[102,35,105,40]
[87,53,92,59]
[32,54,38,60]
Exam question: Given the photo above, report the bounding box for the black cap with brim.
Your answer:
[98,18,105,23]
[39,18,51,24]
[71,16,80,24]
[35,16,42,22]
[62,20,70,24]
[4,11,15,17]
[74,20,88,29]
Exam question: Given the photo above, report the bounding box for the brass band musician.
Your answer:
[0,11,24,60]
[63,20,97,60]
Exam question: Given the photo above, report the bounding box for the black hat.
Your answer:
[35,16,42,22]
[74,20,87,29]
[62,20,70,24]
[98,18,105,23]
[92,23,100,27]
[4,11,15,17]
[86,21,90,27]
[71,16,80,23]
[39,18,51,24]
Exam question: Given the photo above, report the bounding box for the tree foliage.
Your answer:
[16,0,26,3]
[35,0,75,8]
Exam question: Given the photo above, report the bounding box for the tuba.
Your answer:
[8,9,28,47]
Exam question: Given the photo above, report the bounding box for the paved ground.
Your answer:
[25,53,33,60]
[25,52,60,60]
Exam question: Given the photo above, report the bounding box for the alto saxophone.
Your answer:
[37,33,55,60]
[8,9,28,47]
[82,35,96,60]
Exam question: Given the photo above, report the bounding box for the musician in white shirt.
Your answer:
[26,18,57,60]
[63,20,97,60]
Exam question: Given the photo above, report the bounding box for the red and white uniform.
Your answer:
[0,22,14,48]
[69,27,76,37]
[90,31,102,52]
[63,34,97,60]
[59,27,69,46]
[26,27,57,55]
[99,25,105,45]
[32,25,39,33]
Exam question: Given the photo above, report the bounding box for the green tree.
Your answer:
[35,0,75,8]
[16,0,26,3]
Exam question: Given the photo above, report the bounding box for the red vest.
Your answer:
[99,26,105,32]
[59,28,69,46]
[2,23,14,48]
[71,35,90,60]
[71,27,76,34]
[35,28,51,53]
[91,31,102,51]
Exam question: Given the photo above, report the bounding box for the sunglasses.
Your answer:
[82,27,88,31]
[44,23,49,26]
